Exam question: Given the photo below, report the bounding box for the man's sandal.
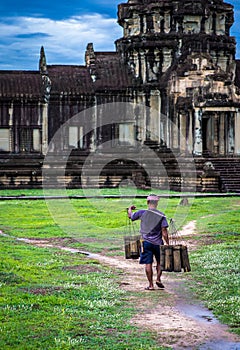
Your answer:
[156,281,165,289]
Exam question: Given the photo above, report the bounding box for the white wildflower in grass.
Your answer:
[54,336,85,347]
[3,304,34,313]
[85,299,116,310]
[62,282,83,289]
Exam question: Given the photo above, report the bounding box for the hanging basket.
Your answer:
[124,235,141,259]
[159,218,191,272]
[160,244,191,272]
[124,211,141,259]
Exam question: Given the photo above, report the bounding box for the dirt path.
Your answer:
[1,224,240,350]
[87,225,240,350]
[116,258,240,350]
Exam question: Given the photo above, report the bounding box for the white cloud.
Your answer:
[0,14,123,70]
[0,7,239,70]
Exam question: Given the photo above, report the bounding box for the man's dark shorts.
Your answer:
[140,240,161,264]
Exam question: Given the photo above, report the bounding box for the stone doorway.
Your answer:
[202,115,214,155]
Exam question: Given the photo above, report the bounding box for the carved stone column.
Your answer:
[139,50,147,83]
[149,90,161,142]
[193,108,203,156]
[235,110,240,155]
[188,111,193,154]
[213,113,219,154]
[9,103,14,152]
[219,112,225,155]
[91,96,97,151]
[180,112,186,152]
[41,102,48,155]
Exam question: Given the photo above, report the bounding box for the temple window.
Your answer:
[33,129,41,152]
[69,126,83,149]
[19,127,41,153]
[212,13,216,34]
[0,128,10,152]
[119,123,135,145]
[146,14,154,33]
[183,17,200,34]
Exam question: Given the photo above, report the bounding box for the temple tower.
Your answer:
[116,0,240,156]
[116,0,235,83]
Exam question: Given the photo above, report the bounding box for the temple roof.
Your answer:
[0,52,135,99]
[0,71,42,99]
[47,65,94,94]
[93,52,135,90]
[46,53,134,93]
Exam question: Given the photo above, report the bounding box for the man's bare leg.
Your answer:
[156,262,162,282]
[145,263,154,289]
[156,262,164,288]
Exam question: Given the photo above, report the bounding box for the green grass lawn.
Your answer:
[0,189,239,348]
[0,237,165,350]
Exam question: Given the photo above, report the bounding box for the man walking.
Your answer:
[128,194,169,290]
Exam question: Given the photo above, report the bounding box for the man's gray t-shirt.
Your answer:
[131,209,168,245]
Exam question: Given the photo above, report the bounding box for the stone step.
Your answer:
[210,158,240,192]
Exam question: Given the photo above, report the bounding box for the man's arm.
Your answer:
[162,227,169,245]
[127,205,136,219]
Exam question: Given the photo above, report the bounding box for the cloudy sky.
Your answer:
[0,0,239,70]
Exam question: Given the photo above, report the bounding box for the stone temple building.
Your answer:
[0,0,240,192]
